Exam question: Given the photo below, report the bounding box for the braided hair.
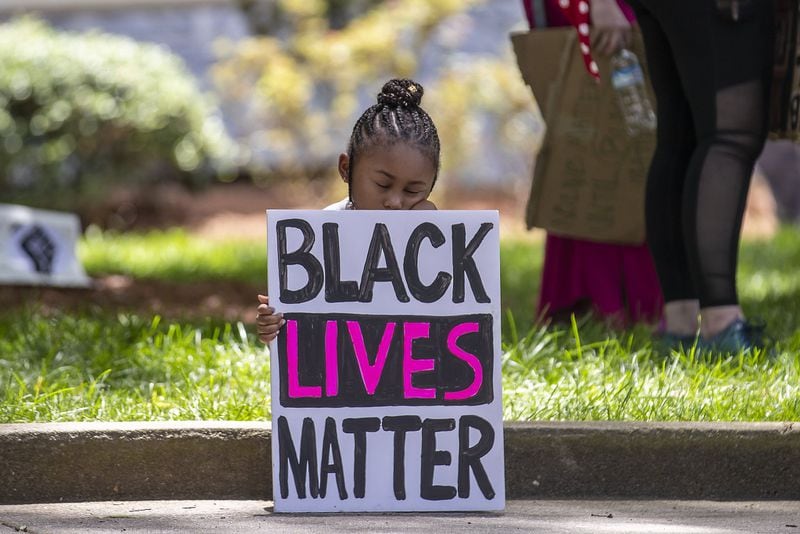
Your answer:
[346,79,441,193]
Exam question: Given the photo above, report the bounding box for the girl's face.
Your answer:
[338,143,436,210]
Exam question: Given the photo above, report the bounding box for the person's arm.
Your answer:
[591,0,632,56]
[521,0,535,29]
[256,294,284,344]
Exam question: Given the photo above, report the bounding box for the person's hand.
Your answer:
[256,294,284,344]
[591,0,631,56]
[411,199,437,210]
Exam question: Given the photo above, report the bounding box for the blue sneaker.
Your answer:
[699,318,766,353]
[655,331,698,354]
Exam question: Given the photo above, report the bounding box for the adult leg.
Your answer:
[638,0,773,340]
[628,1,700,335]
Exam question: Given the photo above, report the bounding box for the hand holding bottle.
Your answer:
[591,0,632,55]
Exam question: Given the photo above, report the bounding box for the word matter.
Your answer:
[277,414,496,502]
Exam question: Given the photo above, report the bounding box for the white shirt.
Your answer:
[323,198,353,210]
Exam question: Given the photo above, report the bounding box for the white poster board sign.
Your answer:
[0,204,90,287]
[267,210,504,513]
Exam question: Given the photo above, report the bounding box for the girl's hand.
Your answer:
[591,0,632,56]
[411,199,437,210]
[256,294,284,344]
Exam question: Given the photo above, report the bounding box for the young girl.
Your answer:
[256,78,440,344]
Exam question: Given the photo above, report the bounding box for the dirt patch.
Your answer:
[6,276,260,324]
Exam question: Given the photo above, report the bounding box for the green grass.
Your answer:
[79,226,266,285]
[0,313,270,422]
[2,226,800,423]
[502,317,800,421]
[500,237,543,333]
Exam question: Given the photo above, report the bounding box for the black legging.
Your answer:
[626,0,774,307]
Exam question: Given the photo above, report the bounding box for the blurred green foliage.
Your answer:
[0,18,238,209]
[239,0,384,33]
[215,0,542,186]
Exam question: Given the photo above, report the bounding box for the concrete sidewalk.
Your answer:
[2,421,799,504]
[2,499,800,533]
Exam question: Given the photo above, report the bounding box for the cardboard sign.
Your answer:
[771,0,800,141]
[0,204,90,287]
[511,28,655,244]
[266,210,505,513]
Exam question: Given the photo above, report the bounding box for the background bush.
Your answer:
[214,0,542,189]
[0,18,237,209]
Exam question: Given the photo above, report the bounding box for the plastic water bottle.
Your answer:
[611,48,657,136]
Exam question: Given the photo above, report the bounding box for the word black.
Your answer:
[277,220,493,304]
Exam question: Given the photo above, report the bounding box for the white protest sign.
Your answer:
[267,210,504,513]
[0,204,90,287]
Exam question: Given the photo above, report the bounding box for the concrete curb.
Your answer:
[1,421,798,504]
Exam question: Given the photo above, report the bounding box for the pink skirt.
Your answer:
[537,234,663,326]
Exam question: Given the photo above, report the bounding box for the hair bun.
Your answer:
[377,79,424,108]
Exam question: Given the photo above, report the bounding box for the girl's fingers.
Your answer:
[257,318,285,330]
[412,199,437,210]
[259,333,277,343]
[257,318,285,331]
[256,312,277,323]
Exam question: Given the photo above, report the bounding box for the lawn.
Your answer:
[2,227,799,423]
